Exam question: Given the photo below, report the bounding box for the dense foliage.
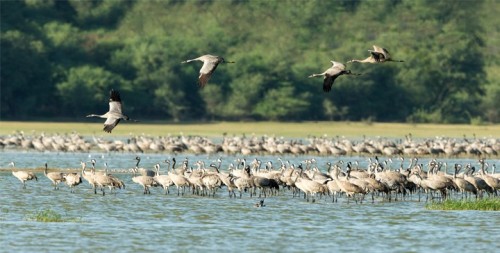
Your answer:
[1,0,499,123]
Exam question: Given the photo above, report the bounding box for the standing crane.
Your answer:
[44,163,65,190]
[10,162,38,189]
[308,61,361,92]
[86,89,137,133]
[181,54,234,88]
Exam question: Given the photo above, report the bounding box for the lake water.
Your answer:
[1,151,499,253]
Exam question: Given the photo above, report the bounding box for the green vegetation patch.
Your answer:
[426,199,500,211]
[25,209,81,222]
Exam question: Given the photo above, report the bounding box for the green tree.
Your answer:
[254,85,310,121]
[1,30,54,119]
[0,0,497,123]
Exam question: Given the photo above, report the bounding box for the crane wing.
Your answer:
[103,118,121,133]
[108,101,123,114]
[323,67,343,92]
[198,60,220,87]
[108,89,123,114]
[369,51,384,62]
[381,47,391,59]
[372,45,391,59]
[109,89,122,102]
[372,45,384,53]
[322,75,335,92]
[330,61,346,70]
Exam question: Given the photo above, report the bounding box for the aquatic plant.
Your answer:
[26,209,81,222]
[426,199,500,211]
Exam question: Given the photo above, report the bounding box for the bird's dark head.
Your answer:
[346,70,362,76]
[221,57,235,64]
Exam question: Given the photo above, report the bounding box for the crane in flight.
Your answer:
[347,45,404,63]
[86,89,137,133]
[182,54,234,88]
[308,61,361,92]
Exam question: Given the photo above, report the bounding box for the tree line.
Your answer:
[1,0,499,123]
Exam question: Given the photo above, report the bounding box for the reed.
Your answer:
[426,198,500,211]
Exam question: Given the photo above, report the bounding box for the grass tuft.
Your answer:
[426,198,500,211]
[26,209,81,222]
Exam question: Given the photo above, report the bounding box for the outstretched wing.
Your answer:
[108,89,123,114]
[330,61,346,70]
[322,75,336,92]
[198,60,220,88]
[109,89,122,102]
[381,47,391,59]
[103,118,121,133]
[372,45,384,53]
[104,89,125,133]
[369,51,384,62]
[372,45,391,59]
[323,67,342,93]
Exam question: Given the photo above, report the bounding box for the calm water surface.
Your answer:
[0,151,499,253]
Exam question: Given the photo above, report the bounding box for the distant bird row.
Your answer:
[2,131,499,158]
[8,157,499,203]
[85,46,402,132]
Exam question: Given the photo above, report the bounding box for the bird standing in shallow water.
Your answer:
[44,163,65,190]
[10,162,38,189]
[182,54,234,88]
[86,89,137,133]
[254,199,266,207]
[308,61,361,92]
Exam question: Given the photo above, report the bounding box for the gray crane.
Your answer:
[182,54,234,88]
[347,45,404,63]
[10,162,38,189]
[86,89,137,133]
[133,156,155,177]
[308,61,360,92]
[44,163,65,190]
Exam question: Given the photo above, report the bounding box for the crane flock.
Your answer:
[4,45,497,206]
[2,131,498,157]
[5,157,499,204]
[84,46,401,133]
